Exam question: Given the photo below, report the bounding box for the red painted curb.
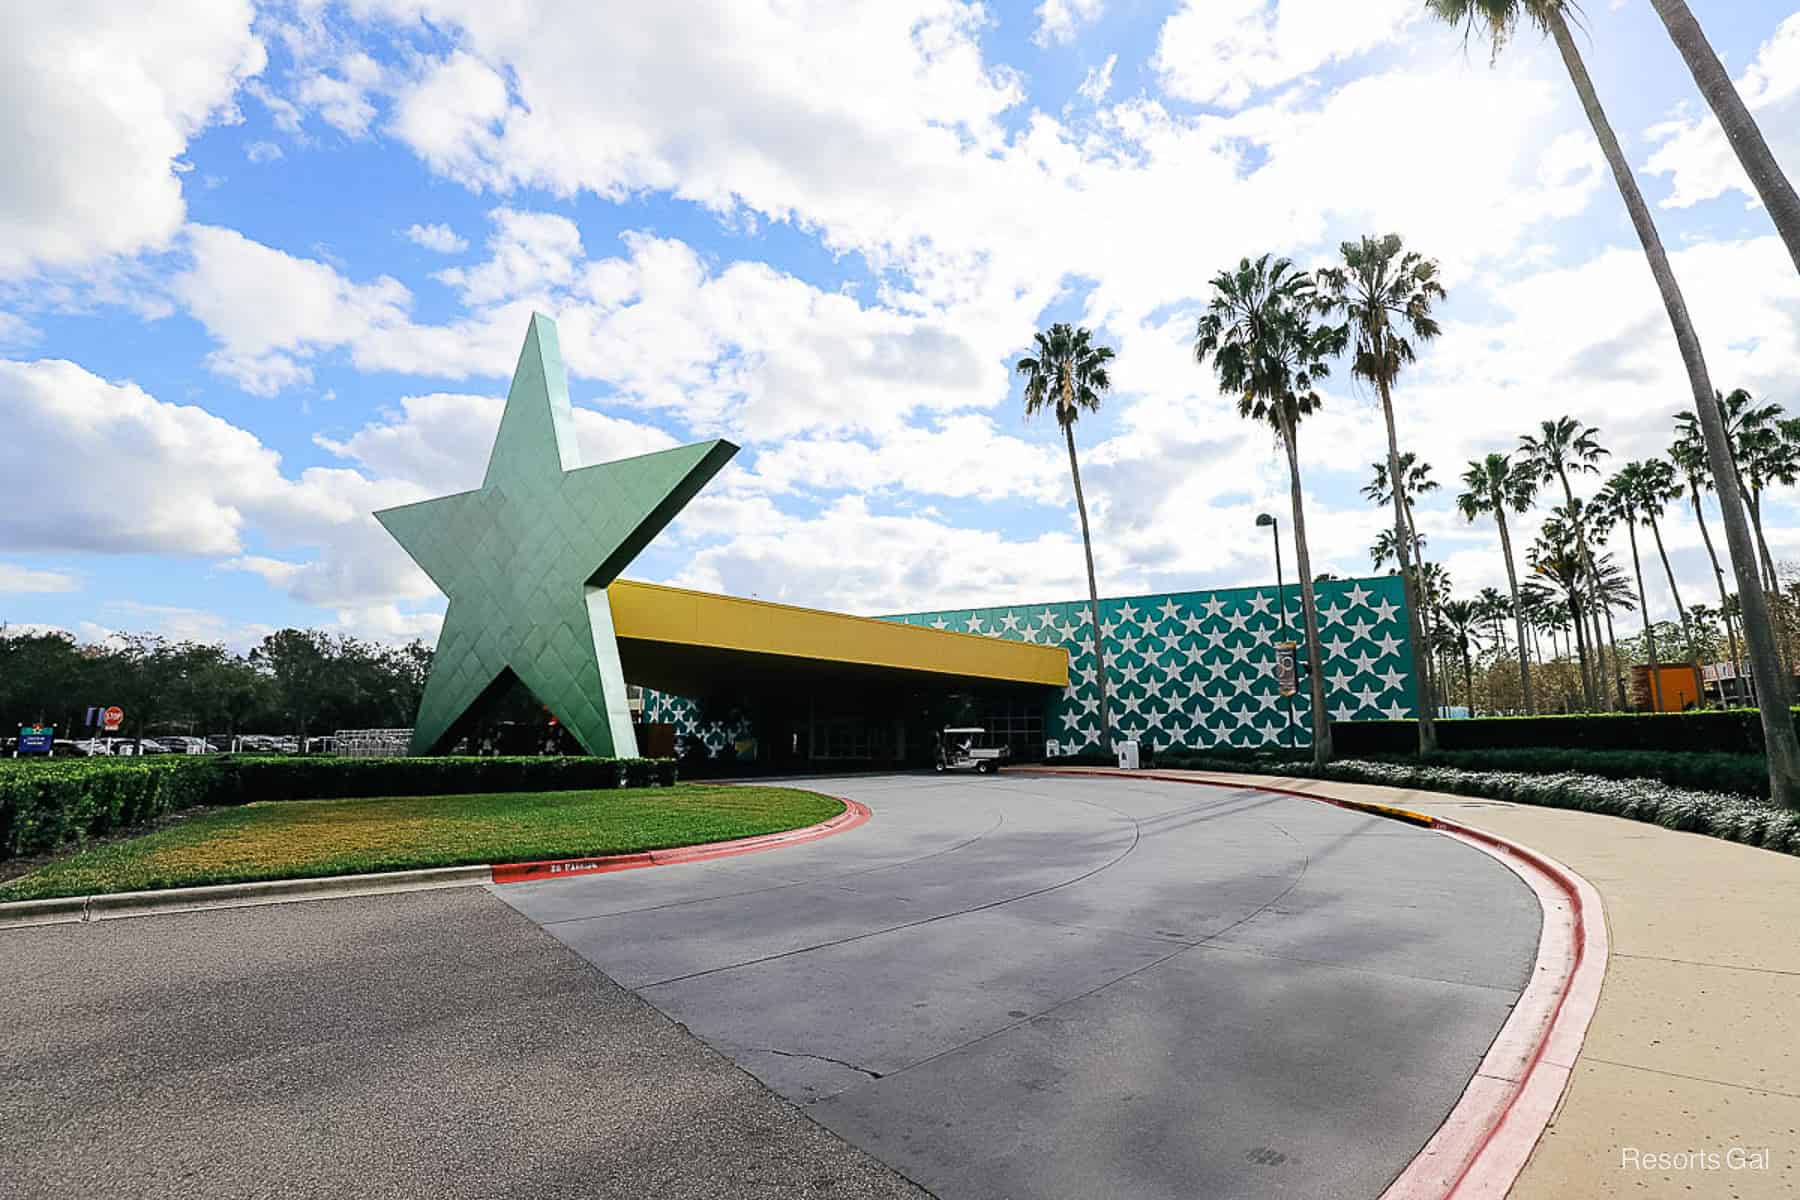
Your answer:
[1012,767,1607,1200]
[488,796,872,885]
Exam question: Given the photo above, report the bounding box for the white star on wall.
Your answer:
[1370,597,1400,623]
[1377,666,1408,691]
[1246,592,1273,616]
[1345,583,1374,610]
[1322,635,1351,660]
[1349,650,1379,674]
[1374,633,1405,658]
[1345,618,1375,643]
[1117,601,1141,626]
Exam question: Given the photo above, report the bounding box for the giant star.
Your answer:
[376,314,736,757]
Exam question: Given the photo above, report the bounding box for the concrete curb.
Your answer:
[490,797,872,883]
[0,794,872,928]
[1012,766,1607,1200]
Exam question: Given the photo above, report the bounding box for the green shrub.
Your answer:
[1331,708,1800,757]
[1131,751,1796,858]
[0,754,675,862]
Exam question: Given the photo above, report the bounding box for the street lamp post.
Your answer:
[1256,512,1297,747]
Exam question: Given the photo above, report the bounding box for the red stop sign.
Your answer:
[103,706,124,731]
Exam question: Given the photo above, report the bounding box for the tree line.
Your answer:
[1019,0,1800,806]
[0,628,432,744]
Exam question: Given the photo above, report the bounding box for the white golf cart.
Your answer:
[934,726,1010,775]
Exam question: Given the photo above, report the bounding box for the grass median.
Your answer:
[0,784,843,902]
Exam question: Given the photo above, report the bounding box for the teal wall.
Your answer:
[883,574,1417,751]
[642,574,1417,756]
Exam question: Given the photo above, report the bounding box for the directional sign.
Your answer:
[17,725,53,755]
[103,706,124,732]
[1275,642,1298,697]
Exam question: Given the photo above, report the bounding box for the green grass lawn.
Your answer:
[0,785,842,902]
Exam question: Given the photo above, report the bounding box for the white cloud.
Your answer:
[295,51,384,138]
[434,208,584,305]
[1153,0,1417,109]
[0,358,287,555]
[0,563,79,594]
[172,224,412,393]
[404,222,468,254]
[1644,12,1800,211]
[314,391,678,497]
[1078,54,1117,104]
[1034,0,1105,48]
[246,140,284,164]
[0,0,264,277]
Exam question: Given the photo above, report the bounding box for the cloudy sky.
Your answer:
[3,0,1799,648]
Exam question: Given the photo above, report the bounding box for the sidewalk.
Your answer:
[1161,769,1799,1199]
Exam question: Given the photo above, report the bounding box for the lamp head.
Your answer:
[1255,513,1276,528]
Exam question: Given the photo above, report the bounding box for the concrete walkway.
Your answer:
[1162,770,1799,1200]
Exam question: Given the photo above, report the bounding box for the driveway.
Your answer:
[499,772,1541,1199]
[2,773,1538,1200]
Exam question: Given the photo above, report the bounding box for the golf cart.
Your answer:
[934,726,1009,775]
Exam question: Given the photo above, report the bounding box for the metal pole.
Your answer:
[1272,518,1295,748]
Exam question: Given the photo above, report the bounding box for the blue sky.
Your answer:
[4,0,1800,648]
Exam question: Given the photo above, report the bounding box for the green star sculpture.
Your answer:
[375,313,736,757]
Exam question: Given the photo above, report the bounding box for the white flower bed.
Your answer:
[1160,753,1800,856]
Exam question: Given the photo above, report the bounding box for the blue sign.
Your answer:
[17,725,53,755]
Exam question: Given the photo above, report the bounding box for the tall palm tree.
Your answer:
[1572,497,1632,710]
[1364,452,1443,723]
[1195,255,1346,766]
[1519,417,1608,706]
[1531,518,1595,710]
[1646,1,1800,276]
[1477,586,1510,654]
[1671,413,1741,673]
[1727,394,1797,595]
[1318,234,1447,752]
[1427,0,1800,805]
[1598,463,1669,711]
[1438,598,1484,715]
[1018,323,1117,747]
[1457,452,1538,714]
[1632,456,1695,662]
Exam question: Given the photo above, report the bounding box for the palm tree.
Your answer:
[1427,0,1800,805]
[1598,463,1669,711]
[1457,452,1538,714]
[1727,394,1797,596]
[1633,456,1695,662]
[1438,599,1483,715]
[1318,234,1446,753]
[1671,414,1742,674]
[1365,453,1444,722]
[1195,255,1346,766]
[1530,519,1595,710]
[1646,1,1800,276]
[1519,417,1608,706]
[1573,497,1632,711]
[1019,323,1117,747]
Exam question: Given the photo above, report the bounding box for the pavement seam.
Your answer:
[802,816,1315,1104]
[636,786,1148,991]
[1610,951,1800,977]
[1578,1056,1800,1100]
[533,812,1007,928]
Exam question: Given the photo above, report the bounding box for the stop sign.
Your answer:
[102,706,124,732]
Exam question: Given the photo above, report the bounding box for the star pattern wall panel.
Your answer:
[642,575,1417,756]
[884,575,1417,751]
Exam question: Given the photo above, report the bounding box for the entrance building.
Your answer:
[637,574,1418,767]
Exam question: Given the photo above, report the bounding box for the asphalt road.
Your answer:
[2,773,1540,1200]
[0,887,926,1200]
[498,773,1541,1199]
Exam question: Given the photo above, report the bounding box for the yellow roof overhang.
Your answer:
[607,579,1068,696]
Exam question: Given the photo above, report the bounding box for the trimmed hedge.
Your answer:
[1127,751,1800,857]
[1330,709,1800,756]
[0,755,678,861]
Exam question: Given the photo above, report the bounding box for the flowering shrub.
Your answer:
[1152,751,1800,857]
